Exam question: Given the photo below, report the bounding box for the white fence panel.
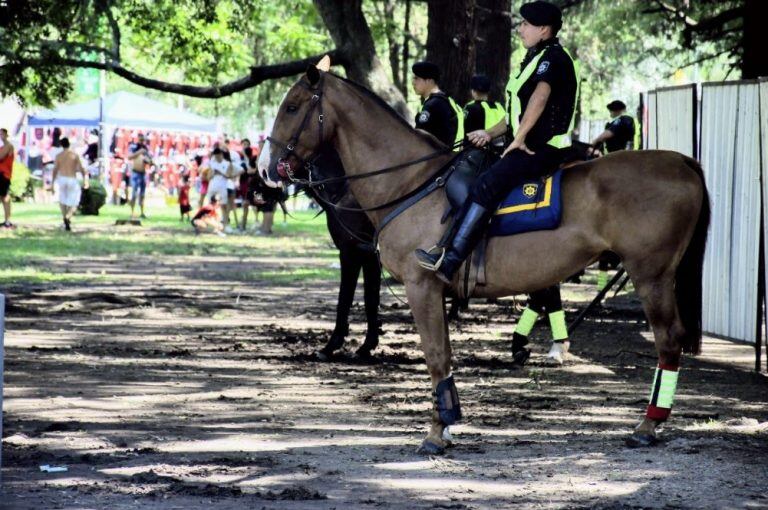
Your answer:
[645,91,657,150]
[700,82,762,343]
[645,85,696,156]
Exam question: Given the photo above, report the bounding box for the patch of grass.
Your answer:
[247,267,340,284]
[0,266,99,284]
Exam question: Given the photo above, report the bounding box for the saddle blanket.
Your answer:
[488,169,563,237]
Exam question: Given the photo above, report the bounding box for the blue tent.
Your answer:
[28,91,217,133]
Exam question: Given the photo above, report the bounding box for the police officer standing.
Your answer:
[416,0,578,363]
[411,61,465,151]
[590,100,640,155]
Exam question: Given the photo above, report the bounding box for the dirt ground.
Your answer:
[2,226,768,510]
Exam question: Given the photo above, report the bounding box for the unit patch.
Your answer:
[418,111,430,124]
[523,183,538,198]
[536,61,550,75]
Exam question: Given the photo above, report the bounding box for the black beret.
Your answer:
[412,61,440,81]
[520,1,562,31]
[607,100,627,111]
[470,74,491,93]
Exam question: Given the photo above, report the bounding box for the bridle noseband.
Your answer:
[266,75,326,182]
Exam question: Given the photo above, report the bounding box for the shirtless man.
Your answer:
[0,128,15,228]
[51,137,89,231]
[127,133,151,219]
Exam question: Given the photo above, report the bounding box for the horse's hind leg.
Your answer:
[357,250,382,357]
[626,272,685,447]
[405,278,456,455]
[317,247,362,359]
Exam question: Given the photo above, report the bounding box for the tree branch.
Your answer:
[5,49,345,99]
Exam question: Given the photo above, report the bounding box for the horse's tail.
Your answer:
[676,156,711,355]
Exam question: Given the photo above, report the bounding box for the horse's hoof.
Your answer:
[626,432,658,448]
[315,350,332,362]
[512,349,530,367]
[417,439,446,456]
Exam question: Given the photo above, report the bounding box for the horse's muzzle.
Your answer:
[276,159,291,180]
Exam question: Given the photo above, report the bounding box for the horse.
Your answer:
[258,57,710,454]
[307,146,382,360]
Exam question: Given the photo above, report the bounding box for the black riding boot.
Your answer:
[415,202,491,284]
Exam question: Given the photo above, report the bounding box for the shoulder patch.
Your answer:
[536,61,550,75]
[418,111,430,124]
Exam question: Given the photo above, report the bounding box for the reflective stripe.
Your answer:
[505,46,580,149]
[632,116,641,150]
[649,366,679,408]
[548,310,568,341]
[515,307,538,336]
[447,96,465,151]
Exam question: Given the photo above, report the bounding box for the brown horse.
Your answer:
[258,57,710,454]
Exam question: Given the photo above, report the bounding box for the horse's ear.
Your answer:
[316,55,331,72]
[306,64,320,86]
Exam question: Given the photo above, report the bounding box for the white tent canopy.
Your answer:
[28,91,217,133]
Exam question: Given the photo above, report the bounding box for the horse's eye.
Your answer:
[286,105,298,113]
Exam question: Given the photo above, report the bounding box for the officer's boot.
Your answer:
[415,201,491,284]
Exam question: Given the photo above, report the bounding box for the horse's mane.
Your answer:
[329,72,446,151]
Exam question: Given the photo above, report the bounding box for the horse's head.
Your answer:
[258,55,334,187]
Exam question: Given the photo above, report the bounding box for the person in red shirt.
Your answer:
[179,174,191,221]
[0,128,16,228]
[191,196,224,236]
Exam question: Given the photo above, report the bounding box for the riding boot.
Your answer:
[415,202,491,284]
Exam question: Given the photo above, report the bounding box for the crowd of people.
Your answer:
[0,124,288,234]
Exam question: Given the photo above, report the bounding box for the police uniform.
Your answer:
[463,75,506,134]
[412,61,464,151]
[415,0,578,286]
[417,92,463,148]
[472,34,578,210]
[603,101,640,153]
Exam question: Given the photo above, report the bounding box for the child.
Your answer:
[192,196,225,236]
[179,174,191,221]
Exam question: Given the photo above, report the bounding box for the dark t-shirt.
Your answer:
[515,39,577,150]
[605,115,636,152]
[415,92,458,147]
[464,100,505,133]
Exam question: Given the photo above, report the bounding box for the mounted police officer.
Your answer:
[463,74,506,152]
[411,61,464,151]
[590,100,640,155]
[416,1,579,283]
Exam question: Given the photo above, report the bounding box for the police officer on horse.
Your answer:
[590,100,640,155]
[416,0,579,283]
[463,74,506,152]
[411,61,465,151]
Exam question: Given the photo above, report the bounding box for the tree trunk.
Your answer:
[314,0,409,118]
[475,0,512,103]
[381,0,404,95]
[741,0,764,79]
[426,0,477,104]
[401,0,412,103]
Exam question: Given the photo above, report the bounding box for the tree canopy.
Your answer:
[1,0,758,134]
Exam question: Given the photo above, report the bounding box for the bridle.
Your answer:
[266,75,326,182]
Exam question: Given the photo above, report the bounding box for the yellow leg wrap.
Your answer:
[597,271,608,290]
[514,307,538,336]
[548,310,568,341]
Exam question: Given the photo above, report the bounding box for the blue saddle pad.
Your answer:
[488,169,563,237]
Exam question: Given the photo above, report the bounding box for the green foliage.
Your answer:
[9,160,31,199]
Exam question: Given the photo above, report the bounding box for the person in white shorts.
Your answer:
[205,147,233,230]
[51,137,89,232]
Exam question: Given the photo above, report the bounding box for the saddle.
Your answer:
[443,146,584,298]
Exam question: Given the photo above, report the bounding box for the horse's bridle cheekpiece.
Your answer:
[267,75,326,182]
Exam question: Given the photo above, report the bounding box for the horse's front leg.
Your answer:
[405,277,458,455]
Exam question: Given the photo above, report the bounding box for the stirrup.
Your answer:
[415,245,445,271]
